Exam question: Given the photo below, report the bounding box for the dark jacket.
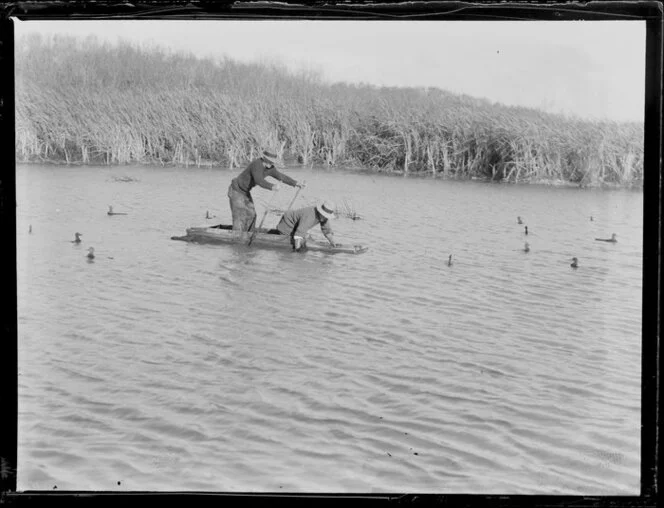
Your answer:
[276,206,333,238]
[231,158,297,194]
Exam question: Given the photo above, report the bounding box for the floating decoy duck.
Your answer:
[87,247,95,260]
[447,254,453,267]
[595,233,617,243]
[517,216,523,225]
[107,205,127,216]
[205,210,216,219]
[28,225,32,234]
[71,232,82,244]
[590,216,594,222]
[524,226,528,235]
[570,257,578,269]
[524,242,530,253]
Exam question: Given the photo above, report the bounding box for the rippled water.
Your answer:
[16,164,642,493]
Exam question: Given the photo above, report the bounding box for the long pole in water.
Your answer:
[247,183,304,247]
[247,191,278,246]
[284,180,305,214]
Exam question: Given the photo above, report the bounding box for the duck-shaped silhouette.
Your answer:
[206,210,216,220]
[570,257,578,269]
[447,254,453,267]
[87,247,95,260]
[108,205,127,216]
[524,242,530,253]
[524,226,528,235]
[517,216,523,225]
[595,233,617,243]
[71,232,82,244]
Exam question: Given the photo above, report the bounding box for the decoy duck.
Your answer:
[87,247,95,260]
[517,216,523,224]
[447,254,453,267]
[590,216,594,222]
[206,210,217,219]
[595,233,617,243]
[108,205,127,216]
[71,232,82,244]
[570,257,578,269]
[524,226,528,235]
[28,225,32,234]
[524,242,530,253]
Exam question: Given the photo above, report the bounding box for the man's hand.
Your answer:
[296,181,307,189]
[272,182,281,191]
[293,236,306,251]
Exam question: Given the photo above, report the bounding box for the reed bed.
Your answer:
[15,34,644,187]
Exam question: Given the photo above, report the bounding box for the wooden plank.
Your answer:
[173,225,368,254]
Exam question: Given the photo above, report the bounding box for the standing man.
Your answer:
[275,201,338,251]
[228,150,304,232]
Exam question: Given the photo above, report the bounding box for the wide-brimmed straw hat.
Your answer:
[316,201,336,220]
[261,150,279,166]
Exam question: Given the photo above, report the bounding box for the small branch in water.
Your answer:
[111,175,140,183]
[337,198,364,220]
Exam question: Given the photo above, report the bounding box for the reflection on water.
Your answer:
[16,164,642,493]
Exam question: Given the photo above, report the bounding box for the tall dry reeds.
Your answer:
[15,34,644,187]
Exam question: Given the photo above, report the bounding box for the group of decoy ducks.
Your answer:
[69,233,95,260]
[446,215,617,270]
[63,230,96,260]
[518,215,617,269]
[33,205,618,267]
[67,231,93,259]
[29,205,128,261]
[82,206,126,259]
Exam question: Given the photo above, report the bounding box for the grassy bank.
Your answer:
[15,34,644,187]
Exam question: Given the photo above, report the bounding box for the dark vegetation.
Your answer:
[15,34,644,187]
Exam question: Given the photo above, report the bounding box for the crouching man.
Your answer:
[275,201,337,251]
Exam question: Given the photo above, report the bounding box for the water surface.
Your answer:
[16,164,642,493]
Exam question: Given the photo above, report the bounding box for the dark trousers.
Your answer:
[227,183,256,232]
[271,221,303,250]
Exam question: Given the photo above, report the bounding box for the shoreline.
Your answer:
[15,159,644,191]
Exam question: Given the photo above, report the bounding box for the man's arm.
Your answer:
[323,232,337,246]
[320,220,337,247]
[265,167,300,187]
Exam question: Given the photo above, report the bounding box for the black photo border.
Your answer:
[1,1,661,507]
